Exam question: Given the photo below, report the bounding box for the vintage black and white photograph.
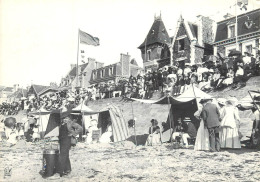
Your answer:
[0,0,260,181]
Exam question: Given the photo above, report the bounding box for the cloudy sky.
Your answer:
[0,0,259,87]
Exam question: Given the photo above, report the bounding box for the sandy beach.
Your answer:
[0,140,259,182]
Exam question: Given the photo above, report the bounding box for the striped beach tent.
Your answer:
[97,105,129,142]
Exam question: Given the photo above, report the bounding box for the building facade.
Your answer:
[170,15,214,68]
[213,8,260,58]
[89,53,143,85]
[138,15,171,72]
[60,58,104,89]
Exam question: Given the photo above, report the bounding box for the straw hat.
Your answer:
[217,98,226,106]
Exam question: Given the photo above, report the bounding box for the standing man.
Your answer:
[201,98,221,152]
[58,111,83,177]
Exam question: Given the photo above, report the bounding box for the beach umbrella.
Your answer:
[4,117,16,128]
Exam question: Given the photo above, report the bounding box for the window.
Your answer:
[246,45,252,54]
[101,70,104,78]
[109,67,113,75]
[93,71,96,79]
[147,50,151,61]
[178,39,185,51]
[228,25,235,38]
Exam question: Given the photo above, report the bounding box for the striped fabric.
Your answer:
[108,105,129,142]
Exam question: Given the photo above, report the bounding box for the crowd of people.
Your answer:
[87,52,259,100]
[145,97,260,151]
[0,102,21,116]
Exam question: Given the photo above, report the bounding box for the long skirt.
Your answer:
[145,133,161,146]
[194,120,210,151]
[220,126,241,148]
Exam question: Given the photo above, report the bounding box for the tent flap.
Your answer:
[109,105,129,142]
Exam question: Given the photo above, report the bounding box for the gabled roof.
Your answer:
[215,8,260,43]
[68,63,88,77]
[32,84,48,94]
[0,86,13,92]
[138,17,171,49]
[38,86,58,96]
[188,22,198,39]
[170,15,198,49]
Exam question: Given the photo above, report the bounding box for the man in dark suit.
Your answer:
[201,98,221,152]
[58,111,83,177]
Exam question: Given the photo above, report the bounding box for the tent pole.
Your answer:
[131,101,137,146]
[248,91,260,113]
[167,96,172,144]
[191,84,199,109]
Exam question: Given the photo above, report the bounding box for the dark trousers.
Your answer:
[58,136,71,174]
[208,126,220,152]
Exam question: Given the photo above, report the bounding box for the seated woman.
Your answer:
[222,68,234,86]
[99,122,113,143]
[86,119,99,144]
[145,119,162,146]
[172,118,190,148]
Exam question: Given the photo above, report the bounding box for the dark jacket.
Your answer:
[59,119,83,140]
[201,102,220,128]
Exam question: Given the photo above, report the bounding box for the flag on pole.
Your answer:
[237,0,248,11]
[79,29,100,46]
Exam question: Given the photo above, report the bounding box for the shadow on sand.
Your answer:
[126,134,149,146]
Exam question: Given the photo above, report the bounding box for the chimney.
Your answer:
[13,84,19,92]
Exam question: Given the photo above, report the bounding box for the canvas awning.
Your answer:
[129,86,212,105]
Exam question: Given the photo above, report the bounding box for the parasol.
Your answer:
[228,50,242,57]
[4,117,16,128]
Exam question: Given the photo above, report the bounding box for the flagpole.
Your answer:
[235,0,238,50]
[76,29,80,88]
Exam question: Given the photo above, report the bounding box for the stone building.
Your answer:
[213,8,260,58]
[138,14,171,72]
[60,58,104,89]
[170,15,214,68]
[89,53,143,85]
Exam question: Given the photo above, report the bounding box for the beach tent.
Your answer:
[30,108,65,138]
[83,105,129,143]
[71,103,99,135]
[128,86,213,142]
[30,108,51,138]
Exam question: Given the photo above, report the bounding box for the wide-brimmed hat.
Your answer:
[199,98,213,104]
[217,98,226,106]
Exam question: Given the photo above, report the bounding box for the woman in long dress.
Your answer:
[145,119,162,146]
[194,103,210,151]
[219,100,241,148]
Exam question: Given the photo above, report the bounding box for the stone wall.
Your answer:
[201,16,214,45]
[194,46,204,64]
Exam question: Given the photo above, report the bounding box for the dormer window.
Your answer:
[228,24,235,38]
[109,67,113,75]
[147,50,151,61]
[178,38,185,51]
[101,69,104,78]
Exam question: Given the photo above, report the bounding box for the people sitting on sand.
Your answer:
[99,122,113,143]
[32,124,40,142]
[86,119,99,144]
[145,119,162,146]
[26,124,34,142]
[16,123,25,140]
[172,118,190,148]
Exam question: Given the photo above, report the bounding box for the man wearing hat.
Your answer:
[58,111,82,177]
[201,98,221,152]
